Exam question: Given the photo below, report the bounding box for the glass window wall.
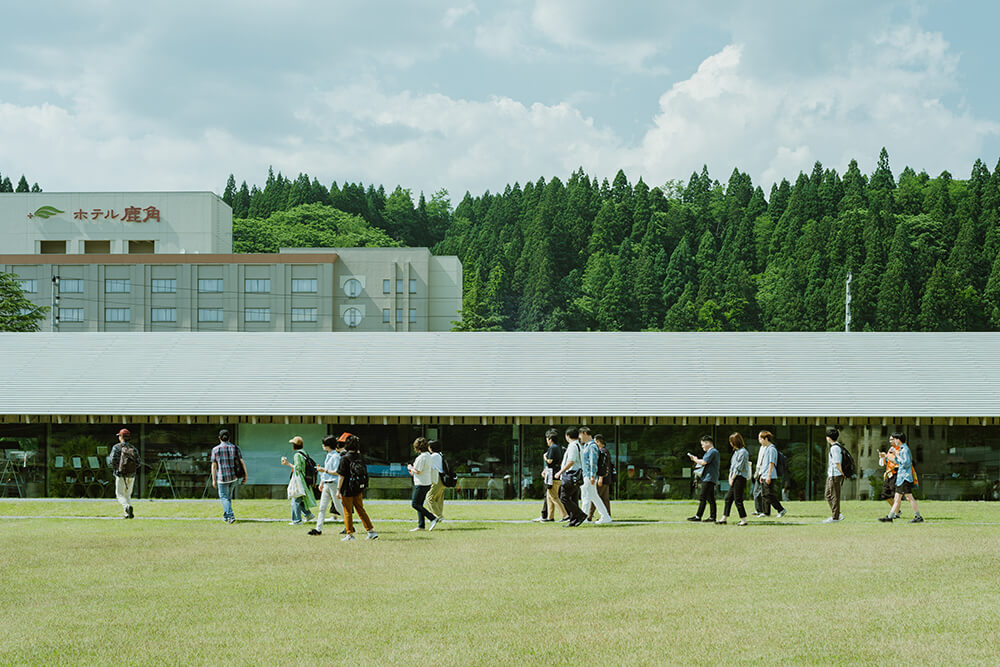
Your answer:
[0,425,46,498]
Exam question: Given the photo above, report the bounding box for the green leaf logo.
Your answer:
[33,206,65,219]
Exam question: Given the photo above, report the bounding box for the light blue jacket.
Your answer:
[582,440,599,479]
[895,443,915,484]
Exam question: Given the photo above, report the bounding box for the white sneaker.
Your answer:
[341,534,355,541]
[778,509,787,518]
[532,516,545,522]
[366,531,379,540]
[597,517,613,524]
[822,517,835,523]
[429,517,441,530]
[837,514,845,521]
[410,526,424,532]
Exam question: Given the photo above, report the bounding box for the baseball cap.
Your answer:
[117,428,131,438]
[289,436,304,446]
[336,432,355,443]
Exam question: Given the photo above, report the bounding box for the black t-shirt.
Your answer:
[337,452,359,494]
[545,444,562,472]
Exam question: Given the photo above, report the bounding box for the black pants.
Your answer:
[761,479,784,513]
[696,481,717,519]
[541,490,549,519]
[559,477,586,524]
[724,476,747,519]
[411,484,437,528]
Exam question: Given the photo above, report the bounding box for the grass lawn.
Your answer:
[1,499,998,665]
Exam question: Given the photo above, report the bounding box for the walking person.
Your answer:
[281,436,316,525]
[752,438,769,517]
[108,428,141,519]
[556,427,587,527]
[718,432,750,526]
[210,428,246,524]
[823,428,846,523]
[308,434,346,536]
[757,431,786,519]
[879,433,924,523]
[534,429,566,523]
[587,434,613,521]
[423,440,446,521]
[407,437,440,531]
[878,438,902,513]
[687,435,720,522]
[336,434,377,541]
[579,427,612,524]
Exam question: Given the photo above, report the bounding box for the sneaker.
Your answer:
[716,519,727,525]
[910,515,924,523]
[838,514,845,521]
[226,518,236,524]
[777,509,787,518]
[532,517,546,522]
[559,516,570,522]
[307,529,322,536]
[339,529,347,534]
[751,512,762,517]
[737,520,748,526]
[686,516,701,522]
[410,526,424,532]
[822,517,836,523]
[429,517,441,530]
[341,534,355,541]
[304,514,315,522]
[878,515,894,522]
[890,513,901,519]
[366,531,379,540]
[597,517,613,524]
[704,517,717,523]
[289,521,302,525]
[126,505,134,519]
[541,518,555,522]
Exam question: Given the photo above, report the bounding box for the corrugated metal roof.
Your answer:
[1,331,998,418]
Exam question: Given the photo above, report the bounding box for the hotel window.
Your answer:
[128,240,155,254]
[344,278,362,298]
[59,279,84,293]
[395,308,403,323]
[59,308,84,322]
[84,240,111,254]
[104,308,130,322]
[105,279,130,293]
[245,279,271,293]
[291,307,317,322]
[151,308,177,323]
[395,279,403,293]
[245,307,271,323]
[198,308,224,322]
[382,309,390,323]
[343,308,362,328]
[409,279,417,294]
[409,308,417,324]
[382,279,391,294]
[151,279,177,293]
[198,279,224,293]
[16,279,38,293]
[40,240,67,254]
[291,279,318,293]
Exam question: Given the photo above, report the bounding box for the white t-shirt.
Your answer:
[412,452,435,486]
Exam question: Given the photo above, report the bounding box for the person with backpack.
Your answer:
[335,433,378,541]
[108,428,141,519]
[555,427,587,527]
[757,431,787,519]
[579,427,612,524]
[210,428,246,524]
[587,434,613,521]
[281,436,316,525]
[308,434,345,536]
[423,440,446,522]
[407,437,440,531]
[879,432,925,524]
[533,429,566,523]
[823,427,846,523]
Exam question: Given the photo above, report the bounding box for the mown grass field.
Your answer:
[1,499,998,665]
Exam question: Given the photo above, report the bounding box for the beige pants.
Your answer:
[424,480,445,518]
[115,476,135,510]
[546,480,567,519]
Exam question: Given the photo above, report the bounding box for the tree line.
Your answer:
[225,149,1000,332]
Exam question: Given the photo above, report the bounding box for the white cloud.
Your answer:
[443,3,478,28]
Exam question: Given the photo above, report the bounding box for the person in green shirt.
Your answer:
[281,436,317,525]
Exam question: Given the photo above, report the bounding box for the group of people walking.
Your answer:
[533,426,614,526]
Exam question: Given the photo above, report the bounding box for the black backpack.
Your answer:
[838,445,856,479]
[118,443,139,476]
[440,456,458,488]
[775,450,788,479]
[299,451,318,489]
[347,455,369,495]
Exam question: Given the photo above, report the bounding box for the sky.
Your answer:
[2,1,999,201]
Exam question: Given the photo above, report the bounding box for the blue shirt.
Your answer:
[729,448,750,479]
[763,444,779,481]
[895,443,915,484]
[700,447,720,484]
[321,450,341,483]
[211,442,242,483]
[582,440,599,478]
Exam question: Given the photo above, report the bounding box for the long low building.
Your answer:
[2,332,998,503]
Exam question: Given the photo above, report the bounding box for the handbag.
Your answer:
[287,474,306,499]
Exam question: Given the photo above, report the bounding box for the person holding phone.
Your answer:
[407,437,440,531]
[687,435,720,522]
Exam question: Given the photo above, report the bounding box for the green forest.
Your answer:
[223,150,1000,333]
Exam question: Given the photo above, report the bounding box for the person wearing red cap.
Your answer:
[108,428,141,519]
